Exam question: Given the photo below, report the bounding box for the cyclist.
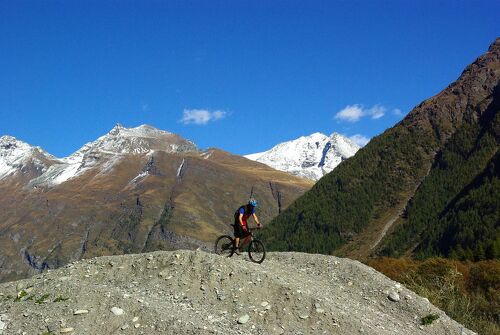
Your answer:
[234,198,261,253]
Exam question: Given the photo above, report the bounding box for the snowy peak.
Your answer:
[2,124,199,186]
[29,124,199,186]
[107,123,171,139]
[245,132,360,180]
[74,124,198,157]
[0,136,56,180]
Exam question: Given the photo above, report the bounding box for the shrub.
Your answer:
[421,314,439,325]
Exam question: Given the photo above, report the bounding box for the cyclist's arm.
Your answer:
[253,213,261,226]
[239,213,245,226]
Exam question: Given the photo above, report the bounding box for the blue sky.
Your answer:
[1,1,498,157]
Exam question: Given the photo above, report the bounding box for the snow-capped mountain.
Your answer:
[33,124,199,186]
[245,132,360,180]
[69,124,198,157]
[0,135,57,180]
[1,124,199,187]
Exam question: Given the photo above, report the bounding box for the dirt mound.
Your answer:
[0,250,475,334]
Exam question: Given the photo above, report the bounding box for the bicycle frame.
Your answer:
[237,227,259,250]
[238,234,253,250]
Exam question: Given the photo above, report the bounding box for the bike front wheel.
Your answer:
[248,239,266,263]
[214,235,235,257]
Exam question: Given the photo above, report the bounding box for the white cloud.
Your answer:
[180,109,227,125]
[392,108,403,116]
[349,134,370,147]
[334,104,364,122]
[334,104,392,122]
[368,105,386,119]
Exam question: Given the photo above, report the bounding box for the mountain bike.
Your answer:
[214,226,266,264]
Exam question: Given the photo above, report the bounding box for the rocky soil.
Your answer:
[0,250,475,335]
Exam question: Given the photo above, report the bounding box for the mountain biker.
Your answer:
[234,198,261,253]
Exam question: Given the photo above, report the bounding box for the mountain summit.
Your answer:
[245,132,359,180]
[76,123,198,155]
[25,124,198,186]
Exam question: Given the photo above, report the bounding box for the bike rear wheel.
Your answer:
[214,235,235,257]
[248,239,266,263]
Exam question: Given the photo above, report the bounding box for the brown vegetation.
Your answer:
[368,257,500,335]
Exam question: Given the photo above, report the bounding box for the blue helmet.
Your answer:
[249,198,258,207]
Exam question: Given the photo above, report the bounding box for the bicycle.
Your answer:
[214,226,266,264]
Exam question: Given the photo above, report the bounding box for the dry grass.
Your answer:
[368,257,500,335]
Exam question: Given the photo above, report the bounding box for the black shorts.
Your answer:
[233,221,249,239]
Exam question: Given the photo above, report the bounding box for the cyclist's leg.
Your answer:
[234,219,248,249]
[233,221,242,249]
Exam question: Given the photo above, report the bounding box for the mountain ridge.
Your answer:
[0,124,200,187]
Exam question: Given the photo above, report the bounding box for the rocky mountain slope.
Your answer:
[0,136,58,184]
[245,132,359,180]
[0,126,312,283]
[263,38,499,260]
[0,250,475,335]
[28,124,197,187]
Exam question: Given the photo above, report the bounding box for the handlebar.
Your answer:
[230,224,263,231]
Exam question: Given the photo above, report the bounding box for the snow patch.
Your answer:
[130,171,149,184]
[200,151,213,160]
[244,152,265,161]
[177,159,185,177]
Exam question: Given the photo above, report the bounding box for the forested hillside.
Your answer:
[379,99,499,260]
[263,39,499,260]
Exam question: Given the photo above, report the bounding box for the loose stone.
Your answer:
[388,291,400,302]
[237,314,250,324]
[111,307,124,316]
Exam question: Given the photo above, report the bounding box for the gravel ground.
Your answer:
[0,250,475,335]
